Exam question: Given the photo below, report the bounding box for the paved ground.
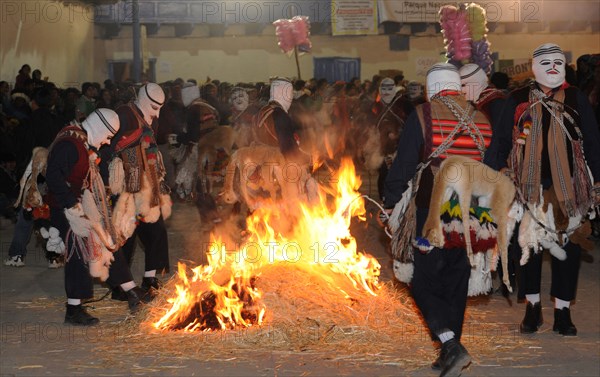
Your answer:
[1,180,599,376]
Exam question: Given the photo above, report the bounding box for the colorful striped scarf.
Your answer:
[511,86,592,217]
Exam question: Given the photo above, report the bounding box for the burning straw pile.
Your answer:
[96,160,529,370]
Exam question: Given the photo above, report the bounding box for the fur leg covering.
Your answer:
[88,248,114,281]
[109,157,125,195]
[467,250,493,296]
[112,192,137,242]
[392,260,414,283]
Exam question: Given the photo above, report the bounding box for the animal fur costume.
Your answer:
[387,63,498,296]
[47,109,121,281]
[15,146,48,210]
[108,83,171,240]
[506,44,599,262]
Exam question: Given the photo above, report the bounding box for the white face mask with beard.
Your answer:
[532,43,566,89]
[230,89,249,112]
[81,109,120,149]
[134,83,165,124]
[379,78,396,105]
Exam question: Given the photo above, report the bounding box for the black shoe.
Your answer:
[111,287,129,301]
[553,308,577,336]
[141,277,162,292]
[520,302,543,334]
[126,286,154,313]
[64,304,99,326]
[439,339,471,377]
[431,353,444,370]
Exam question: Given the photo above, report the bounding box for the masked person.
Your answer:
[229,87,259,148]
[249,77,317,206]
[46,109,152,325]
[406,81,426,106]
[384,63,497,376]
[494,43,600,336]
[253,78,305,162]
[107,83,172,299]
[458,63,519,295]
[369,77,414,202]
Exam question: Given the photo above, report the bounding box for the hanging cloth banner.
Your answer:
[332,0,379,36]
[377,0,546,23]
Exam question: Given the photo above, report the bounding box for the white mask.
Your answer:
[134,83,165,124]
[426,63,462,100]
[407,81,423,100]
[230,88,249,112]
[532,43,566,89]
[181,83,200,107]
[270,79,293,112]
[82,109,120,149]
[379,78,397,105]
[459,63,488,101]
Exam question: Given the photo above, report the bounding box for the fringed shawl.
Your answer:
[509,85,593,218]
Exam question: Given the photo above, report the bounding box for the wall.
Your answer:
[95,26,600,84]
[0,0,95,88]
[1,0,598,87]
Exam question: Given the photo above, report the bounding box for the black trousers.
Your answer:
[411,247,471,341]
[121,216,170,273]
[410,207,471,341]
[50,207,94,300]
[106,249,134,287]
[377,163,388,202]
[517,240,581,302]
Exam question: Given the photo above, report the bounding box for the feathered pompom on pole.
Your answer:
[273,15,312,79]
[466,3,493,74]
[471,39,494,74]
[439,5,472,63]
[273,16,312,56]
[466,3,487,41]
[439,3,494,73]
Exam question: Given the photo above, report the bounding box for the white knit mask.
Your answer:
[230,88,249,112]
[379,78,396,105]
[532,43,566,89]
[426,63,461,100]
[135,83,165,124]
[82,109,120,149]
[270,79,293,112]
[459,63,488,101]
[181,83,200,107]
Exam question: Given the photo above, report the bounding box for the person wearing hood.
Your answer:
[107,83,172,300]
[384,63,496,377]
[228,86,259,148]
[368,77,414,202]
[494,43,600,337]
[253,77,306,164]
[46,109,153,324]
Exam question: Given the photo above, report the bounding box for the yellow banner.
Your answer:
[332,0,378,36]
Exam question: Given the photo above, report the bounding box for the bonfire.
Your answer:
[153,159,382,332]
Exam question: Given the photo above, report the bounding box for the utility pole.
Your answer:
[132,0,141,82]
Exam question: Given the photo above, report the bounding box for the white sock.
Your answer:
[120,281,136,292]
[67,298,81,306]
[437,331,455,343]
[555,298,570,310]
[144,270,156,278]
[526,293,540,305]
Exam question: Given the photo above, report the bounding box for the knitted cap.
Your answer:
[426,63,461,100]
[459,63,488,101]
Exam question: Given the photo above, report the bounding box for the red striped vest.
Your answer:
[416,95,492,161]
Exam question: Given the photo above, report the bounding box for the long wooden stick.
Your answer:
[294,45,302,80]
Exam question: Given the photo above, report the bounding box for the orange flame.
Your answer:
[154,158,380,331]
